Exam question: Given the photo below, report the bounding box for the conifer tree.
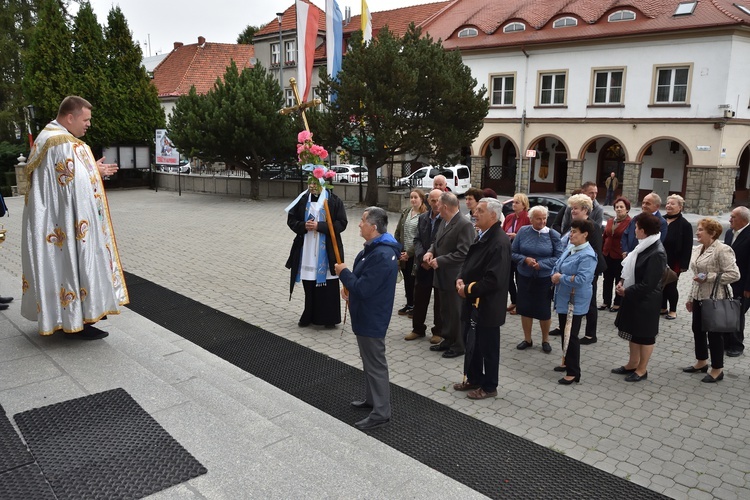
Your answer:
[168,61,294,200]
[104,6,164,145]
[71,1,111,150]
[23,0,74,128]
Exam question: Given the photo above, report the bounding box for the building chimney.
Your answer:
[174,42,183,50]
[198,36,206,46]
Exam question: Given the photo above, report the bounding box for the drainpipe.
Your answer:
[518,47,530,194]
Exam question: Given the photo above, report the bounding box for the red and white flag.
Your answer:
[296,0,320,101]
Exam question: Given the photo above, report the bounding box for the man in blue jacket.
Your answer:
[335,207,400,430]
[621,192,667,255]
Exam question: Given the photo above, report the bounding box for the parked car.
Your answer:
[396,165,472,195]
[502,194,567,228]
[331,164,368,183]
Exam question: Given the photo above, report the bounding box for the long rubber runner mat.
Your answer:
[124,271,667,499]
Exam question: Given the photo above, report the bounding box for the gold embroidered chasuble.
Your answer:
[21,121,128,335]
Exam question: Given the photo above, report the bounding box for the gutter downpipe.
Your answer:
[519,47,530,194]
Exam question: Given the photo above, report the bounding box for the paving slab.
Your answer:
[0,188,748,498]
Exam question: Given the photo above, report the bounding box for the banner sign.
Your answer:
[155,129,180,165]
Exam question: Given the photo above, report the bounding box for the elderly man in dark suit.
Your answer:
[454,198,511,399]
[406,189,443,343]
[424,192,475,358]
[724,206,750,357]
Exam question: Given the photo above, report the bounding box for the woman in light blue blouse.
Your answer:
[551,219,598,385]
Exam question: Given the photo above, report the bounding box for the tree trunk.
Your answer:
[365,161,379,206]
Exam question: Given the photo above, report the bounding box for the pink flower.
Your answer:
[313,167,325,179]
[297,144,305,154]
[298,131,312,143]
[309,144,326,157]
[324,170,335,180]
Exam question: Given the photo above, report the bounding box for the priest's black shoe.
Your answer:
[76,325,109,340]
[0,296,13,304]
[580,336,597,345]
[0,304,8,311]
[354,417,390,430]
[430,341,450,352]
[350,400,373,409]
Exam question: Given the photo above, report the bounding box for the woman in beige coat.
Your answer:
[684,219,740,383]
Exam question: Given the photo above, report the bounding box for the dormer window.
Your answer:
[503,22,525,33]
[608,10,636,22]
[553,17,577,28]
[458,27,478,38]
[674,2,697,16]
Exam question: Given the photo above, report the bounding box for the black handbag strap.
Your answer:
[709,272,732,299]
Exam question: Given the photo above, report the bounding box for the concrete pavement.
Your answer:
[1,188,749,499]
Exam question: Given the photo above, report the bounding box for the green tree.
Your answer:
[237,24,261,45]
[22,0,74,128]
[70,1,111,149]
[104,6,164,147]
[315,25,489,205]
[0,0,43,142]
[168,61,295,200]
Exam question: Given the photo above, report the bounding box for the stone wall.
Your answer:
[684,166,738,215]
[564,159,583,196]
[621,161,642,206]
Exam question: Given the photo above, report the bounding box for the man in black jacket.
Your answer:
[724,206,750,357]
[453,198,511,399]
[407,189,443,343]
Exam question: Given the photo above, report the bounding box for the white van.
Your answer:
[396,165,472,195]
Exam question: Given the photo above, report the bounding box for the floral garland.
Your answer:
[297,130,334,189]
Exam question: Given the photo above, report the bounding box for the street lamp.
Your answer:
[276,12,284,95]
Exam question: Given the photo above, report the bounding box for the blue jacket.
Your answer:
[552,243,597,315]
[338,233,400,338]
[511,226,562,278]
[621,211,667,254]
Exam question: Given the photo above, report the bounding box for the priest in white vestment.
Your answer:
[21,96,128,338]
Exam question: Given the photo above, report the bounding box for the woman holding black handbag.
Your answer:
[684,219,740,383]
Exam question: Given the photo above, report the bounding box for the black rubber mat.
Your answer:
[0,404,33,473]
[125,271,668,499]
[13,388,207,500]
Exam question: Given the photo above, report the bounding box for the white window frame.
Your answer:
[652,65,692,104]
[490,73,515,107]
[553,17,577,28]
[285,88,294,108]
[608,10,636,22]
[537,71,568,106]
[674,1,697,16]
[284,40,296,64]
[503,22,525,33]
[458,27,478,38]
[271,43,280,65]
[591,67,625,105]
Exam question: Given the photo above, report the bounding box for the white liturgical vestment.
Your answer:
[21,121,128,334]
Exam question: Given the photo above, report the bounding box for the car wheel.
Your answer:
[340,179,348,183]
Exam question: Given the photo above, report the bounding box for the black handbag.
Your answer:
[700,272,741,333]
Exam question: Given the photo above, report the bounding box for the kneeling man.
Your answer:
[335,207,400,430]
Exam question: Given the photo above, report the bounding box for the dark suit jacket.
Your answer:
[726,226,750,296]
[428,211,474,290]
[413,209,440,284]
[615,242,667,339]
[458,222,511,327]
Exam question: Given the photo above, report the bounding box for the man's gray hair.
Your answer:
[734,206,750,223]
[479,198,504,222]
[528,204,549,218]
[439,191,459,208]
[364,206,388,234]
[646,192,662,207]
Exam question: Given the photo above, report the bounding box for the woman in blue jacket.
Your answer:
[551,219,598,385]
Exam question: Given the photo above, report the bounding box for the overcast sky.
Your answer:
[79,0,439,57]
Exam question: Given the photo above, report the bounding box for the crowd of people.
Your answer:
[286,169,750,427]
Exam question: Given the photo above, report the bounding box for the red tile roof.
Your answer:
[255,0,326,37]
[423,0,750,51]
[346,1,452,37]
[152,40,255,98]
